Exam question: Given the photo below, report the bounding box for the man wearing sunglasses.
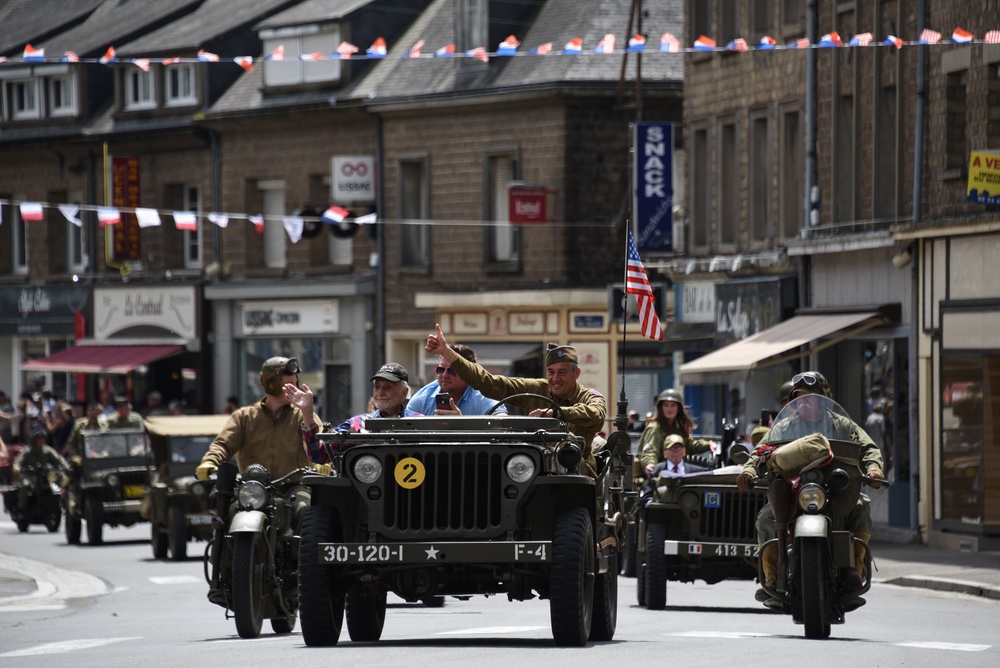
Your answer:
[408,344,508,416]
[196,356,317,481]
[425,324,606,477]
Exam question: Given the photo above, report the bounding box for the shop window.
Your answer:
[940,355,992,528]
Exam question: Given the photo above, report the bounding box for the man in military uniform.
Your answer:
[736,371,884,607]
[13,427,70,512]
[425,324,607,476]
[65,402,108,462]
[106,396,144,430]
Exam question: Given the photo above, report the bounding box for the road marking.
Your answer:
[667,631,776,639]
[0,552,109,610]
[149,575,202,585]
[0,637,141,657]
[895,641,991,652]
[437,626,546,635]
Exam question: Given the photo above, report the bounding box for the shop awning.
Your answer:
[21,344,183,374]
[678,312,884,385]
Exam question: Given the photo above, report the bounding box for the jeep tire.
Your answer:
[549,506,594,647]
[644,522,667,609]
[299,506,346,647]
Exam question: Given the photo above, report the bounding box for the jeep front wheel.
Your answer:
[644,523,667,609]
[85,495,103,545]
[549,506,594,647]
[298,506,346,646]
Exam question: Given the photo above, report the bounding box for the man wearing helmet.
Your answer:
[637,388,716,475]
[195,356,316,481]
[14,427,70,512]
[736,371,884,608]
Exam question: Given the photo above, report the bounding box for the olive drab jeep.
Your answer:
[64,428,152,545]
[297,409,630,647]
[144,415,229,560]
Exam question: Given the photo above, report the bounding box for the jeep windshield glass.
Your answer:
[171,435,214,463]
[83,432,147,459]
[763,395,853,445]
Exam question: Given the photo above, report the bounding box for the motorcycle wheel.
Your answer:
[621,523,637,577]
[549,506,594,647]
[232,532,266,639]
[800,538,832,639]
[644,523,667,610]
[346,581,387,641]
[66,513,82,545]
[298,506,346,646]
[84,495,104,545]
[45,505,61,533]
[590,549,618,641]
[168,504,188,561]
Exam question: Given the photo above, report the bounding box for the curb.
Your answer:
[883,575,1000,601]
[0,552,110,608]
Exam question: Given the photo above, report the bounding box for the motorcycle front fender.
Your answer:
[229,510,267,534]
[793,514,829,539]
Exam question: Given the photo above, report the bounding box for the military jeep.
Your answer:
[636,451,769,609]
[65,428,152,545]
[297,411,630,647]
[145,415,229,560]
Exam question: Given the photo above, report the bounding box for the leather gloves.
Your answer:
[196,461,218,481]
[312,463,332,476]
[867,468,884,489]
[736,471,754,492]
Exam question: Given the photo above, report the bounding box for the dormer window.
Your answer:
[165,63,197,107]
[6,78,41,120]
[124,68,156,110]
[261,25,344,88]
[48,75,77,116]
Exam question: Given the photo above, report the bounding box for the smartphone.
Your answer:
[435,393,451,410]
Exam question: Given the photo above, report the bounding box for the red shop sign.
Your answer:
[508,187,548,224]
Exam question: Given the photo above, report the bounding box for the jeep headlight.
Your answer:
[191,481,205,497]
[106,473,120,488]
[506,454,535,483]
[353,455,382,484]
[238,480,267,510]
[797,483,826,512]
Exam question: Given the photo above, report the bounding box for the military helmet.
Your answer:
[789,371,832,399]
[29,426,48,443]
[260,356,301,397]
[656,388,683,406]
[778,379,795,403]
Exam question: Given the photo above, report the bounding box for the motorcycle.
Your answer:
[203,461,311,639]
[2,463,63,533]
[741,394,885,640]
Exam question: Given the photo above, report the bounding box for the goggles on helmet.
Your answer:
[281,358,301,375]
[791,372,820,388]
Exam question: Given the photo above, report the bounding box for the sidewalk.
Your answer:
[870,539,1000,600]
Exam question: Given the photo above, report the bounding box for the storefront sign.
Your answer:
[678,281,718,324]
[508,187,548,223]
[239,300,338,336]
[715,279,790,342]
[111,155,142,263]
[332,156,376,203]
[0,285,89,336]
[967,150,1000,206]
[633,122,673,251]
[95,286,197,340]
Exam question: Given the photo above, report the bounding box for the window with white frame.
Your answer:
[48,75,77,116]
[262,28,342,87]
[485,152,521,265]
[67,192,85,273]
[259,180,287,269]
[399,157,430,269]
[124,68,156,110]
[6,79,41,120]
[13,201,28,274]
[183,185,203,268]
[165,63,197,107]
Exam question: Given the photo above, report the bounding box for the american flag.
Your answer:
[660,32,681,52]
[625,231,663,342]
[530,42,553,55]
[336,42,359,58]
[918,29,941,45]
[848,33,873,47]
[984,31,1000,44]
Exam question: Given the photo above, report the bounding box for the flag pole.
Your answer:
[615,213,631,436]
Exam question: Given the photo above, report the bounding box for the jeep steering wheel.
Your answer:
[486,393,563,419]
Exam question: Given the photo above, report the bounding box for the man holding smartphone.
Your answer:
[408,344,507,416]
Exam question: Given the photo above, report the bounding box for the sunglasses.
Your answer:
[282,358,301,375]
[434,366,458,377]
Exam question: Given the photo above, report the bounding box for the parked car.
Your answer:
[65,428,151,545]
[144,415,228,560]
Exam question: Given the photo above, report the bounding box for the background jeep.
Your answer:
[65,428,152,545]
[297,411,630,647]
[145,415,229,560]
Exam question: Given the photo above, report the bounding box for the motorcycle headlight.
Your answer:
[19,474,32,487]
[106,473,120,488]
[238,480,268,510]
[191,481,205,497]
[353,455,382,484]
[505,454,536,483]
[797,483,827,512]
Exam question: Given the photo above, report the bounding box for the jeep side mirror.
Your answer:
[729,444,751,466]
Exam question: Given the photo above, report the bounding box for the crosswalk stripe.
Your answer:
[1,637,142,657]
[895,641,991,652]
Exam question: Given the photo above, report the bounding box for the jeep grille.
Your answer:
[699,489,767,541]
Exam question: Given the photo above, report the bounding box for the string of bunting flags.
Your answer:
[0,198,377,245]
[5,26,1000,68]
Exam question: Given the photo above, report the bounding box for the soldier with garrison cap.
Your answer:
[424,324,607,476]
[196,356,317,481]
[637,388,717,475]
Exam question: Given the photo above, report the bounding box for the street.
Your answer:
[1,519,998,667]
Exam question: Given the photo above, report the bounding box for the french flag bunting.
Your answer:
[530,42,553,55]
[985,31,1000,44]
[162,56,182,65]
[19,202,44,221]
[131,58,150,72]
[267,45,284,61]
[848,33,873,47]
[58,204,82,227]
[406,40,425,58]
[283,216,304,243]
[173,211,197,231]
[23,44,45,61]
[594,34,615,54]
[249,214,264,233]
[97,207,120,226]
[627,34,646,53]
[322,206,350,224]
[367,38,387,58]
[563,38,583,54]
[234,56,253,72]
[466,46,488,62]
[918,29,941,45]
[660,33,681,52]
[757,36,777,50]
[135,208,162,228]
[99,46,116,64]
[198,50,220,62]
[299,52,324,61]
[725,38,748,52]
[693,35,716,51]
[884,35,903,49]
[355,212,378,225]
[435,44,455,57]
[497,35,519,56]
[951,28,974,44]
[208,212,229,228]
[334,42,359,58]
[817,32,842,47]
[61,51,79,63]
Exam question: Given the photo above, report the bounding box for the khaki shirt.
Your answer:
[14,444,69,474]
[201,398,311,478]
[65,416,108,460]
[449,354,607,472]
[106,412,144,430]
